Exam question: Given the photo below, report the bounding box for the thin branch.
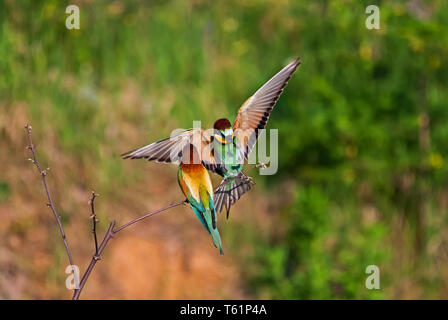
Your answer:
[113,200,186,233]
[72,221,115,300]
[26,124,187,300]
[89,191,100,257]
[25,124,78,285]
[72,199,186,300]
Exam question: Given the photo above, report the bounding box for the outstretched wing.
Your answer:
[233,57,301,160]
[122,128,219,172]
[214,172,254,217]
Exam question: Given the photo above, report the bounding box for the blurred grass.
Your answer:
[1,0,448,299]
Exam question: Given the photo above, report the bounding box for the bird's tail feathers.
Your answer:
[193,205,223,255]
[210,226,224,255]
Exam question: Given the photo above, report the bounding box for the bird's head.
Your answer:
[213,118,233,145]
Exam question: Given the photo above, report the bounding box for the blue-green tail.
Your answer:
[210,224,223,255]
[191,204,224,255]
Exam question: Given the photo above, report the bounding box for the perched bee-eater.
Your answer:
[177,144,223,255]
[123,57,301,217]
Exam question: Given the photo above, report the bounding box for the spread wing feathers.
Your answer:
[214,172,255,218]
[233,57,301,160]
[122,129,218,171]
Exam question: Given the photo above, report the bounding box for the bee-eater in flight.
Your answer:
[123,57,301,217]
[177,144,223,254]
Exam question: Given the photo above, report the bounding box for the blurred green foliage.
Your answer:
[0,181,11,202]
[1,0,448,299]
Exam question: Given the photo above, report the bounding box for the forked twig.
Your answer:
[25,125,79,286]
[72,199,186,300]
[25,124,186,300]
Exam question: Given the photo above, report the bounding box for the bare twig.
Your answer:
[72,221,115,300]
[89,191,100,258]
[25,124,187,300]
[113,200,186,233]
[25,124,78,285]
[72,199,186,300]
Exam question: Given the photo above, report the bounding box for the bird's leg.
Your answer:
[245,175,255,186]
[245,162,267,175]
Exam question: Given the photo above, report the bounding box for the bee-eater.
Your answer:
[177,144,223,255]
[123,57,301,217]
